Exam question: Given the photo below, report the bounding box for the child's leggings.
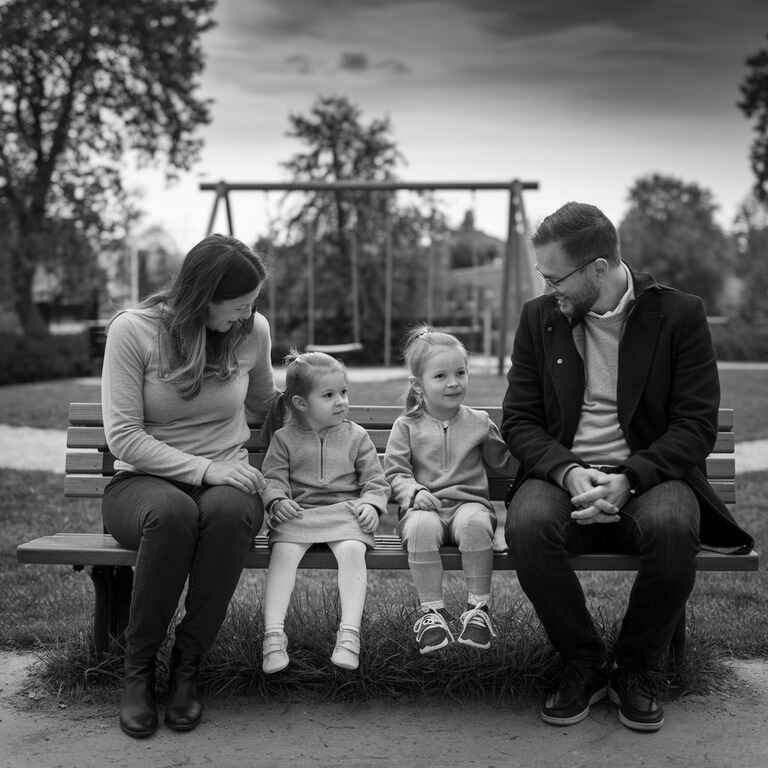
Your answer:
[263,540,368,631]
[399,502,495,605]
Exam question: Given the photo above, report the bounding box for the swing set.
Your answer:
[200,179,539,373]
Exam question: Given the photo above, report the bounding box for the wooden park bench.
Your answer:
[17,403,758,662]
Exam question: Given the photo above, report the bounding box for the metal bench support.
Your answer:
[89,565,133,656]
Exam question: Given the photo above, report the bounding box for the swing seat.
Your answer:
[431,325,482,335]
[305,342,363,355]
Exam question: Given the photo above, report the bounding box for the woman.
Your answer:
[101,234,279,738]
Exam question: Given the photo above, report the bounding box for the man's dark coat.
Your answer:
[501,269,753,551]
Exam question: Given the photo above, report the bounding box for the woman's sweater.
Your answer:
[260,420,389,514]
[101,307,278,486]
[383,405,517,512]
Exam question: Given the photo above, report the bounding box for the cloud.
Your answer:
[227,0,767,51]
[258,0,420,37]
[455,0,766,50]
[254,0,752,43]
[375,58,411,75]
[284,54,313,74]
[339,51,370,71]
[338,52,411,74]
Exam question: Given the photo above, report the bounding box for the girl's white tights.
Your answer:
[263,540,368,633]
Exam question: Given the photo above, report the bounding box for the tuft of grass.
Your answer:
[36,573,733,707]
[1,470,100,646]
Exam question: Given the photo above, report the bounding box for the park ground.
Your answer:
[2,653,768,767]
[1,361,767,767]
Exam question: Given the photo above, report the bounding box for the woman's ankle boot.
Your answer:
[119,659,158,738]
[164,648,203,732]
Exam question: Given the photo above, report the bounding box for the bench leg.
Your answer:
[89,565,134,657]
[90,566,112,657]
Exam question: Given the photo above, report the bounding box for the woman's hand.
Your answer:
[412,488,441,511]
[203,460,266,494]
[270,498,304,523]
[356,503,380,533]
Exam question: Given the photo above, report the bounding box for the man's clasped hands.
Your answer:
[564,467,633,525]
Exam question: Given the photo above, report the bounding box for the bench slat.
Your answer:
[69,403,417,428]
[17,533,758,572]
[64,449,736,484]
[67,425,737,456]
[69,402,736,432]
[63,473,738,504]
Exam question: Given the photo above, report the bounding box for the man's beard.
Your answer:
[554,284,600,322]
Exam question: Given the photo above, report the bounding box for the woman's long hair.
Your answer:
[402,325,467,417]
[140,234,267,399]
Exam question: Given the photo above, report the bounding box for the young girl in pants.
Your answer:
[383,327,516,655]
[259,351,389,673]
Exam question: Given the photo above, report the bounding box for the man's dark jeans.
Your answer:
[103,472,263,662]
[506,478,700,672]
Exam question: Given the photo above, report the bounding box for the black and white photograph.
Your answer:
[1,1,766,765]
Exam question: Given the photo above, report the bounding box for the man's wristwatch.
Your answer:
[621,467,638,496]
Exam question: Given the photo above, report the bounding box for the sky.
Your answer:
[126,0,768,252]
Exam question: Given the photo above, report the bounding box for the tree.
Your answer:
[619,174,731,312]
[276,95,432,358]
[739,34,768,203]
[0,0,214,332]
[733,195,768,323]
[32,218,106,321]
[282,95,404,237]
[280,95,405,295]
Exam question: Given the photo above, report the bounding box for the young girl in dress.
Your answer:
[259,351,389,673]
[383,327,516,655]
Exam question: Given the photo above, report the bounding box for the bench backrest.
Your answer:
[64,403,736,508]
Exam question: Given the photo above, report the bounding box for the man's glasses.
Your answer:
[536,255,601,289]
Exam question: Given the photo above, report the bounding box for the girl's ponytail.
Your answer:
[402,325,432,417]
[404,383,423,416]
[261,391,288,445]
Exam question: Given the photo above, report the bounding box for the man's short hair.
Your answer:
[532,202,620,266]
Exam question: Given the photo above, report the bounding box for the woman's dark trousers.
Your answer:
[103,472,262,734]
[506,478,700,673]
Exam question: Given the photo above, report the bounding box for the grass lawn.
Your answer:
[0,365,766,437]
[0,378,102,428]
[0,367,766,702]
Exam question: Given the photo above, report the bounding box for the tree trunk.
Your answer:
[10,235,46,336]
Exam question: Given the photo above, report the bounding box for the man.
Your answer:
[501,202,753,732]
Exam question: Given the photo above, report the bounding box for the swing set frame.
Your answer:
[200,179,539,374]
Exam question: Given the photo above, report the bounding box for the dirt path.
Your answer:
[2,652,767,768]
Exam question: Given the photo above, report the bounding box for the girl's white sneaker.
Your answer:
[262,631,289,674]
[331,626,360,670]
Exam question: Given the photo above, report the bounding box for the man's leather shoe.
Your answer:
[541,662,608,726]
[164,648,203,732]
[608,665,664,731]
[119,662,157,738]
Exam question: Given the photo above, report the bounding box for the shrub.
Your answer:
[0,307,22,334]
[711,321,768,361]
[0,331,94,385]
